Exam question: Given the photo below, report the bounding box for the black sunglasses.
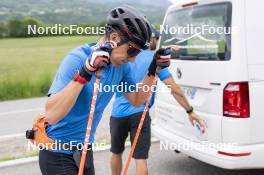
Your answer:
[116,36,141,57]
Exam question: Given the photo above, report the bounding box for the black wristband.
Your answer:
[79,66,93,82]
[186,106,194,114]
[147,58,157,77]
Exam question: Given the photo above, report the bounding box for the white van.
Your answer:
[152,0,264,169]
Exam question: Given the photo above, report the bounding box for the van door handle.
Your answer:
[210,82,221,86]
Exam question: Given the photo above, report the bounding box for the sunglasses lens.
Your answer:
[127,47,141,57]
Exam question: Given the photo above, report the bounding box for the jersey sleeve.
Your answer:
[158,67,172,81]
[47,54,84,96]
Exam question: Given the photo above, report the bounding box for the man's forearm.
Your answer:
[163,77,192,111]
[171,90,192,111]
[45,81,84,125]
[125,75,155,107]
[136,75,156,105]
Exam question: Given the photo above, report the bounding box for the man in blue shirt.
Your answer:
[110,29,206,175]
[38,6,176,175]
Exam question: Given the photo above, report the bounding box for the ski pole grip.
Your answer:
[96,69,103,78]
[26,129,35,139]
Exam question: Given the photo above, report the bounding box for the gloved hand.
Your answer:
[86,43,112,71]
[79,43,112,81]
[148,48,172,77]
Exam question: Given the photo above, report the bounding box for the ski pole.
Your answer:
[122,48,174,175]
[122,71,159,175]
[78,71,102,175]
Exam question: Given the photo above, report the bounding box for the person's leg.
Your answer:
[129,112,151,175]
[135,159,148,175]
[111,153,123,175]
[110,116,129,175]
[39,149,78,175]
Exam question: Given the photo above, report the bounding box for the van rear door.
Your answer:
[155,2,237,144]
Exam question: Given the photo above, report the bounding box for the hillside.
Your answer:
[0,0,171,24]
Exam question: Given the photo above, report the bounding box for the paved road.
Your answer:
[0,97,46,136]
[1,142,264,175]
[0,97,112,139]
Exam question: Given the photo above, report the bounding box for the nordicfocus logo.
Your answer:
[92,82,172,93]
[160,24,237,35]
[159,141,236,152]
[27,140,109,151]
[28,24,106,35]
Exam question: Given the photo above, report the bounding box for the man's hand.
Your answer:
[188,112,206,133]
[85,43,112,72]
[33,113,46,125]
[148,48,171,76]
[148,46,180,76]
[79,43,112,81]
[155,48,172,68]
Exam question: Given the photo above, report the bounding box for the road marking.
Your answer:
[0,133,25,140]
[0,108,44,116]
[0,156,38,168]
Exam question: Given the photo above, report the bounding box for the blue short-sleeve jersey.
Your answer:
[46,43,135,154]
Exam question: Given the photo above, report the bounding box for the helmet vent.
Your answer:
[117,8,125,14]
[111,10,118,18]
[135,18,146,36]
[124,18,137,34]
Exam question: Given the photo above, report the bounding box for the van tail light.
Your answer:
[182,2,198,7]
[223,82,250,118]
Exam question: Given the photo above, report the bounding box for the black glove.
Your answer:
[79,43,112,81]
[148,48,172,77]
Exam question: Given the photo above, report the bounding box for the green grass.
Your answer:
[0,151,39,162]
[0,36,100,101]
[0,155,16,162]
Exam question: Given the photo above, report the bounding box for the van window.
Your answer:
[160,2,232,61]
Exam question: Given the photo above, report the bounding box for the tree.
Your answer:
[0,22,8,38]
[7,19,24,37]
[22,17,42,37]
